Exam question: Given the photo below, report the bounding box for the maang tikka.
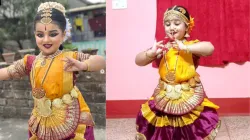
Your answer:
[40,7,52,29]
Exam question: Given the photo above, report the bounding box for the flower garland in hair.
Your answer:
[64,18,72,42]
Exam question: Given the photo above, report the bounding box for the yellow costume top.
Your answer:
[24,51,90,112]
[159,39,199,83]
[7,50,94,140]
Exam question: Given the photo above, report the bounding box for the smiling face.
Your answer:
[34,22,65,56]
[164,15,187,40]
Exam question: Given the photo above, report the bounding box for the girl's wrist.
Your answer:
[145,51,156,60]
[83,60,90,71]
[185,45,190,53]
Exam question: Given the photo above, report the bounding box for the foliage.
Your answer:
[63,43,78,51]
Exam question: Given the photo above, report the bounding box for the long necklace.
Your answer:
[163,50,179,83]
[31,57,55,99]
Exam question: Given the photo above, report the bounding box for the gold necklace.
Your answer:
[163,50,179,83]
[31,57,55,99]
[162,39,186,83]
[39,50,62,67]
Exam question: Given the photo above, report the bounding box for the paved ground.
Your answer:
[106,116,250,140]
[0,118,106,140]
[2,116,249,140]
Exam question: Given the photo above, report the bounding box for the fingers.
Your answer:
[62,57,79,66]
[175,39,181,45]
[64,62,73,71]
[62,57,75,71]
[157,40,164,45]
[61,58,68,62]
[153,40,164,50]
[174,39,186,50]
[61,57,77,63]
[148,40,166,59]
[156,48,163,55]
[156,53,162,59]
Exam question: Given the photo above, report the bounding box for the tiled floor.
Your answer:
[106,116,250,140]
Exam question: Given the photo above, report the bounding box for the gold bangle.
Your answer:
[186,45,190,53]
[84,61,90,71]
[145,51,155,60]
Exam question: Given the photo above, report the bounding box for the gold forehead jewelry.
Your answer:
[40,8,52,25]
[163,8,189,25]
[38,2,66,16]
[177,7,186,14]
[37,2,66,29]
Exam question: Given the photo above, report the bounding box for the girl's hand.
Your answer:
[146,40,164,59]
[62,57,87,72]
[175,39,188,52]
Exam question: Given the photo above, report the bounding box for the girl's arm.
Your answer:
[135,41,163,66]
[0,58,27,80]
[82,55,106,71]
[176,40,214,56]
[0,68,10,80]
[63,54,106,72]
[135,50,156,66]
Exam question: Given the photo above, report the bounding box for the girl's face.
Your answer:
[35,22,65,56]
[164,15,187,40]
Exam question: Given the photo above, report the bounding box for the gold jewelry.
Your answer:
[40,8,52,25]
[163,50,179,83]
[31,58,55,99]
[38,2,66,26]
[38,50,62,67]
[31,57,55,117]
[163,6,195,33]
[163,9,189,25]
[84,60,90,71]
[37,2,66,16]
[186,45,190,53]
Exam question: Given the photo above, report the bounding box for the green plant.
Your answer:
[63,43,78,51]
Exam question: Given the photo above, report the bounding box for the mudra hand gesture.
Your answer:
[62,57,88,72]
[175,39,189,52]
[146,40,164,59]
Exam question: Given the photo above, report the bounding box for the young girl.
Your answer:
[0,2,105,140]
[135,5,220,140]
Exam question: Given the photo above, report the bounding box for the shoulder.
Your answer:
[62,51,77,58]
[23,54,36,65]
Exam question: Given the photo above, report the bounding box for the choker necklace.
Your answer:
[38,50,62,67]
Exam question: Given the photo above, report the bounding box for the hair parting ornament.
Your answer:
[37,2,71,41]
[38,2,65,30]
[37,2,66,16]
[40,8,52,27]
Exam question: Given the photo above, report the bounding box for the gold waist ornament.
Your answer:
[34,87,79,117]
[153,76,204,115]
